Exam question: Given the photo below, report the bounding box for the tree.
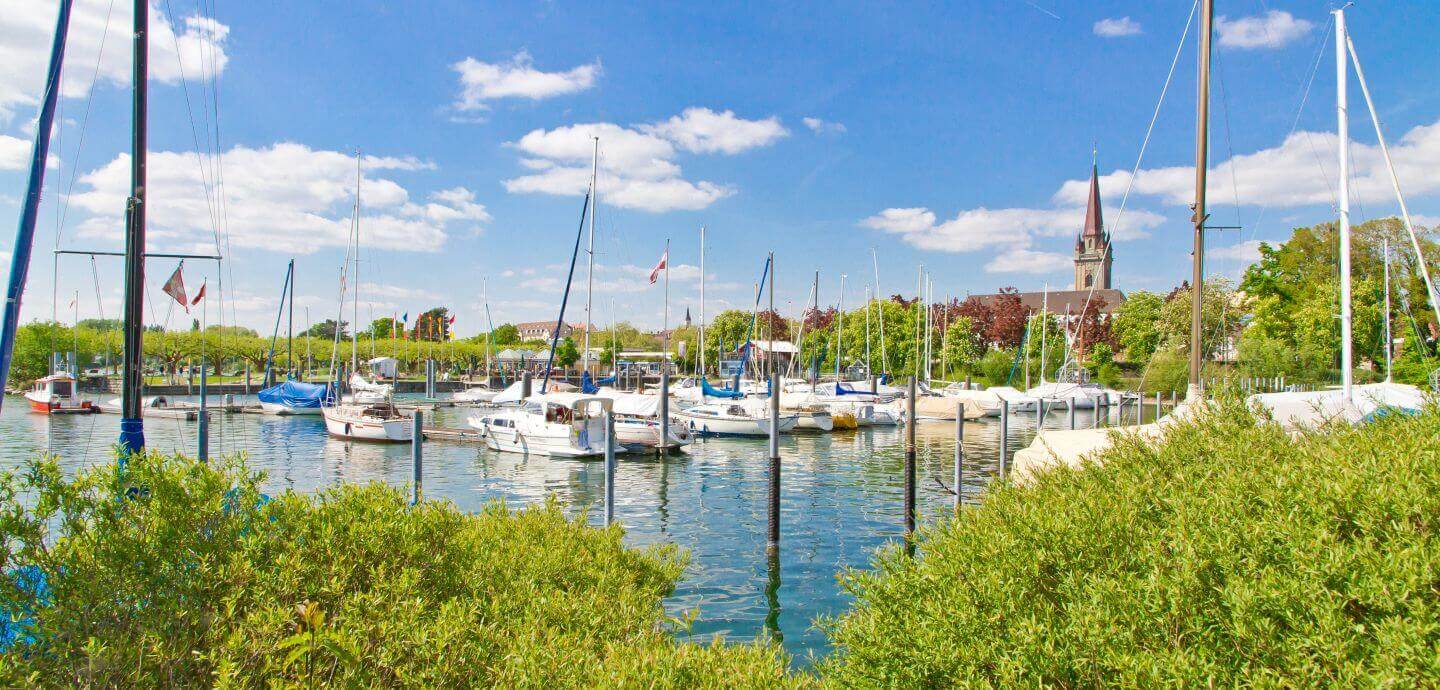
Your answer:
[1157,279,1239,362]
[1112,291,1163,363]
[554,337,580,368]
[302,319,348,340]
[367,317,398,339]
[939,316,982,375]
[78,318,121,331]
[491,324,520,346]
[986,288,1029,348]
[1069,296,1114,360]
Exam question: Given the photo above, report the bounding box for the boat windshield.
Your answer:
[545,403,574,425]
[51,380,72,397]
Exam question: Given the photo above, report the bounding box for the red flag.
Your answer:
[161,263,189,313]
[190,280,207,306]
[648,249,668,285]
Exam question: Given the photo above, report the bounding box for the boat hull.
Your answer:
[674,412,799,437]
[322,408,412,442]
[260,402,323,415]
[23,391,94,414]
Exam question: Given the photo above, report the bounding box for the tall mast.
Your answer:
[583,137,598,374]
[872,248,888,376]
[864,284,872,376]
[119,0,149,454]
[836,274,846,379]
[694,227,699,377]
[1335,7,1353,401]
[1188,0,1214,401]
[1041,283,1049,382]
[351,151,361,376]
[287,259,295,376]
[1383,238,1392,383]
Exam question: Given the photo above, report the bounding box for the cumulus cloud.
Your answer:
[504,108,786,213]
[1209,239,1265,265]
[642,108,787,154]
[451,50,599,111]
[1215,10,1314,50]
[802,117,846,135]
[985,248,1072,274]
[0,0,230,122]
[1093,17,1142,38]
[66,142,487,254]
[1055,118,1440,210]
[860,203,1163,257]
[0,134,27,170]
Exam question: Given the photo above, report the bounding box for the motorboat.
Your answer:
[23,374,95,414]
[589,389,691,450]
[257,379,328,415]
[469,393,611,457]
[672,401,799,437]
[451,383,498,404]
[322,396,412,442]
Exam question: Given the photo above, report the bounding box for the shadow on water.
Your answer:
[0,394,1148,665]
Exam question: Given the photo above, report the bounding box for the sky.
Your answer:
[2,0,1440,335]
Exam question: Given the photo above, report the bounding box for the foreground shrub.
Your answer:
[0,453,798,687]
[821,401,1440,686]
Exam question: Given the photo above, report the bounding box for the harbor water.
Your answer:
[0,394,1142,664]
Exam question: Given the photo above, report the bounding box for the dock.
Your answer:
[421,426,485,442]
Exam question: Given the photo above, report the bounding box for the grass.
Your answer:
[820,399,1440,687]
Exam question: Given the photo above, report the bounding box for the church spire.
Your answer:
[1082,163,1104,240]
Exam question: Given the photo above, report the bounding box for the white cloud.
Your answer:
[641,107,788,154]
[451,50,599,111]
[860,203,1163,256]
[802,117,846,135]
[1055,118,1440,211]
[0,134,26,170]
[358,282,440,301]
[0,1,230,122]
[504,109,787,213]
[985,248,1072,274]
[1209,239,1264,265]
[1215,10,1314,50]
[1093,17,1142,38]
[66,142,484,254]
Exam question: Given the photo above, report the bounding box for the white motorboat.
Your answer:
[23,373,95,414]
[672,401,799,437]
[469,394,610,457]
[451,383,498,404]
[322,397,412,442]
[589,389,691,450]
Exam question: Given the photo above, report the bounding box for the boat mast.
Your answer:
[1188,0,1214,401]
[865,284,872,377]
[836,274,846,379]
[351,151,361,378]
[694,227,699,377]
[1040,283,1048,382]
[1335,7,1353,402]
[287,259,295,377]
[872,249,888,377]
[583,137,598,375]
[1383,238,1392,383]
[119,0,149,454]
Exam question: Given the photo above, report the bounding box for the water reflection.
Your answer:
[0,394,1138,663]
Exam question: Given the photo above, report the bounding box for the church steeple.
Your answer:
[1074,162,1113,290]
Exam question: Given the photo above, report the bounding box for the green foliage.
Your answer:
[554,336,580,368]
[0,453,798,687]
[938,316,981,376]
[1141,347,1189,394]
[820,401,1440,686]
[1111,290,1162,362]
[1156,278,1238,361]
[301,319,348,340]
[490,323,520,346]
[977,348,1015,387]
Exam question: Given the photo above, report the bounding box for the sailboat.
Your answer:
[322,152,412,442]
[257,260,328,414]
[1023,284,1113,410]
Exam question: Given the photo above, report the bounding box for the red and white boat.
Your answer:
[23,374,96,414]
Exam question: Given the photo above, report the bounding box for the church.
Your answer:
[967,164,1125,322]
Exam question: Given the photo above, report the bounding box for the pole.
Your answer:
[286,259,294,377]
[1384,238,1392,382]
[118,0,149,457]
[1067,398,1076,430]
[604,410,616,525]
[351,152,361,379]
[1335,8,1353,402]
[198,289,209,461]
[662,238,670,361]
[660,370,671,454]
[410,410,423,505]
[998,401,1009,480]
[1188,0,1214,402]
[872,249,889,377]
[953,410,963,514]
[904,376,917,552]
[699,226,706,378]
[766,370,780,554]
[583,137,598,377]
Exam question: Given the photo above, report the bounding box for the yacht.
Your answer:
[469,394,611,457]
[24,373,95,414]
[322,394,413,442]
[672,401,799,437]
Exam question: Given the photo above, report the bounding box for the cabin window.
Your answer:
[52,381,72,396]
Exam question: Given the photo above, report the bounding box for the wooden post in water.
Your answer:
[953,412,964,513]
[1154,392,1162,421]
[410,410,423,505]
[767,371,781,554]
[660,370,671,455]
[998,400,1009,479]
[198,353,209,461]
[604,409,616,526]
[1035,396,1044,430]
[520,370,531,399]
[244,363,251,396]
[1067,398,1076,430]
[904,377,917,552]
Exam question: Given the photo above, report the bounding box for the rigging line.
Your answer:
[161,0,223,240]
[1076,0,1198,331]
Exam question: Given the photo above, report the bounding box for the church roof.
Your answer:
[968,289,1126,315]
[1082,163,1105,240]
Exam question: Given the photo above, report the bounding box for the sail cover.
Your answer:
[257,380,330,409]
[702,378,744,399]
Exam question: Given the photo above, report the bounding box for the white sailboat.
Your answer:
[673,400,799,437]
[469,393,611,457]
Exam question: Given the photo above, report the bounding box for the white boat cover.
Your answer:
[913,394,988,420]
[1248,382,1426,431]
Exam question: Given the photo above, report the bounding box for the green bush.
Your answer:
[820,400,1440,686]
[0,453,798,687]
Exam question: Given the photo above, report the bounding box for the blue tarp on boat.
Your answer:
[702,378,744,399]
[256,380,329,409]
[581,371,599,394]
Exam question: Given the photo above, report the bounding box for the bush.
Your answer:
[0,453,798,687]
[820,400,1440,686]
[978,348,1016,387]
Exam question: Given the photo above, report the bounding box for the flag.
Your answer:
[447,315,456,325]
[190,280,207,306]
[161,263,189,313]
[649,249,668,285]
[67,295,76,309]
[401,312,409,324]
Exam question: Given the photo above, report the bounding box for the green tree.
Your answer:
[491,324,520,346]
[938,316,982,376]
[302,319,348,340]
[1112,290,1163,363]
[554,337,580,368]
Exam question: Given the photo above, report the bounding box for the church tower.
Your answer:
[1073,164,1113,290]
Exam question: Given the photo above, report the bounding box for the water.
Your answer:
[0,394,1139,664]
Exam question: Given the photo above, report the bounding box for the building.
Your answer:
[1073,164,1113,290]
[969,289,1125,322]
[515,321,580,341]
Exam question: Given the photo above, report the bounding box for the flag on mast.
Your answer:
[649,249,668,285]
[162,263,189,313]
[190,280,207,306]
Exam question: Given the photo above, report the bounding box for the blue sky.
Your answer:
[3,0,1440,334]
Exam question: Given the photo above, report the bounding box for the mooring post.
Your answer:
[964,374,972,390]
[998,400,1009,480]
[1035,396,1044,430]
[198,354,209,461]
[410,409,423,505]
[904,377,917,551]
[187,358,194,395]
[1154,391,1162,421]
[520,370,532,399]
[1067,398,1076,430]
[660,370,671,455]
[604,409,616,526]
[244,363,251,396]
[953,412,964,513]
[767,371,781,554]
[1170,389,1177,411]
